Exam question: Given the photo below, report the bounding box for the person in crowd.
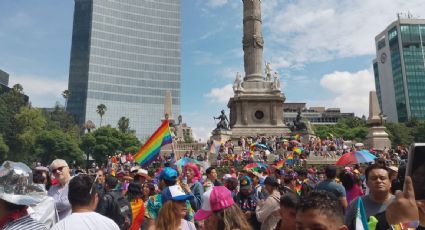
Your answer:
[181,163,204,211]
[296,191,348,230]
[277,192,299,230]
[339,170,363,204]
[34,167,52,191]
[223,176,239,199]
[51,174,119,230]
[97,175,132,229]
[150,184,195,230]
[344,164,394,229]
[296,168,313,197]
[248,171,265,199]
[203,167,221,191]
[280,173,296,194]
[0,161,47,230]
[146,167,194,225]
[141,182,156,230]
[315,165,348,209]
[133,169,151,186]
[127,182,144,230]
[195,186,252,230]
[30,170,58,228]
[234,176,262,230]
[256,176,281,230]
[48,159,72,220]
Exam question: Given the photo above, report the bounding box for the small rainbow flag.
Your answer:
[134,120,172,167]
[275,159,285,169]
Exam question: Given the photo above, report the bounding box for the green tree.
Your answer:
[62,90,71,110]
[44,104,80,138]
[0,135,9,161]
[117,116,130,133]
[14,107,47,162]
[412,122,425,143]
[385,122,414,147]
[96,104,107,127]
[34,129,84,166]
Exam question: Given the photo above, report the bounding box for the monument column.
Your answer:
[242,0,264,82]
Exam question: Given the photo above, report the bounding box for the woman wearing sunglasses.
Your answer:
[48,159,72,220]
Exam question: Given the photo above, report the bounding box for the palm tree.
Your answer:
[117,116,130,133]
[83,120,96,133]
[96,104,107,127]
[62,90,71,110]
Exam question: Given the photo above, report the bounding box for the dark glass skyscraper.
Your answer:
[373,17,425,123]
[67,0,181,139]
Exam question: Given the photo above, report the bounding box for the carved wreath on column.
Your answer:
[243,35,264,48]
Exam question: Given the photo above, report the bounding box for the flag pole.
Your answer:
[167,119,177,164]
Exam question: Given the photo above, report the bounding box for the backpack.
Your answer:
[106,192,133,230]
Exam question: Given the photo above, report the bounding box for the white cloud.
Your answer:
[205,84,233,104]
[319,69,375,117]
[216,66,243,79]
[9,73,68,108]
[263,0,425,66]
[206,0,228,8]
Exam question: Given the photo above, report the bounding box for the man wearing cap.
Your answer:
[256,176,281,230]
[48,159,72,220]
[0,161,48,230]
[235,176,262,230]
[146,167,194,227]
[315,165,348,209]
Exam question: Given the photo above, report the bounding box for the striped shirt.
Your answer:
[0,215,47,230]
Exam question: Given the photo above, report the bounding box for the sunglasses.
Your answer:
[52,166,67,174]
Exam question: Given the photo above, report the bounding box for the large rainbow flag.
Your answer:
[134,120,172,167]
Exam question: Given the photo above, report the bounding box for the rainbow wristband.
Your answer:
[391,220,420,230]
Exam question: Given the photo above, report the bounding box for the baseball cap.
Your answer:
[159,167,178,182]
[239,176,252,190]
[194,186,234,221]
[161,185,193,202]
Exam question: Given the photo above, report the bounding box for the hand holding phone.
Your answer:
[406,143,425,200]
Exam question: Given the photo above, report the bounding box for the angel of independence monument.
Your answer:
[214,0,290,141]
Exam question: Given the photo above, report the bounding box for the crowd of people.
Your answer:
[0,135,423,230]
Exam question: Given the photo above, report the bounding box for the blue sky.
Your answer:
[1,0,425,141]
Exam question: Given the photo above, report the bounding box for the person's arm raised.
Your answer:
[386,176,419,225]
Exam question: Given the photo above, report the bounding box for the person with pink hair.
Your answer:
[181,163,204,212]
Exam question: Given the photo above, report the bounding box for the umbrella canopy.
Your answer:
[243,163,268,172]
[336,150,376,166]
[254,143,268,149]
[175,157,201,168]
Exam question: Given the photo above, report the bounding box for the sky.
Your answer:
[1,0,425,141]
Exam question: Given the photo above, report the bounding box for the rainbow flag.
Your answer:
[275,159,285,169]
[134,120,172,167]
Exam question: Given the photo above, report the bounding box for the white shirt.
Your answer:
[180,219,196,230]
[51,212,119,230]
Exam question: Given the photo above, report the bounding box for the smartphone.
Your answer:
[182,176,187,184]
[405,143,425,200]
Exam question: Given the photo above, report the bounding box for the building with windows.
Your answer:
[283,103,355,125]
[0,69,9,86]
[67,0,181,139]
[373,17,425,123]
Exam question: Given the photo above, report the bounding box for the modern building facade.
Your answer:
[373,17,425,123]
[67,0,181,139]
[283,103,355,125]
[0,69,9,86]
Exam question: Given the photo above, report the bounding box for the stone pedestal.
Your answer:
[298,132,315,146]
[210,130,232,143]
[366,126,391,150]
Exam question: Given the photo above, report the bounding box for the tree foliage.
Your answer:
[96,104,107,127]
[117,116,130,133]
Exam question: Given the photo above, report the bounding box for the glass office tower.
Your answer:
[67,0,181,139]
[373,17,425,123]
